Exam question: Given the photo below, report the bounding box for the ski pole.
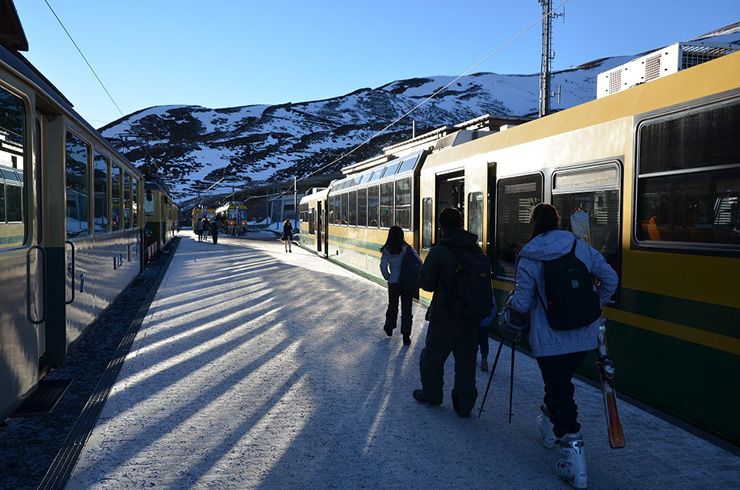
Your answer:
[508,342,515,423]
[478,338,505,418]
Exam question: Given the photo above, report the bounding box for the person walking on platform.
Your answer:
[507,203,618,489]
[282,219,293,252]
[210,219,220,244]
[413,207,482,417]
[202,218,210,240]
[380,226,421,345]
[195,218,204,242]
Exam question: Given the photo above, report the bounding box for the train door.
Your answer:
[33,114,47,359]
[435,170,465,242]
[323,202,329,256]
[316,202,323,253]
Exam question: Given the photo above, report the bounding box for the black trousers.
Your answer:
[385,283,412,335]
[419,319,478,415]
[477,325,489,358]
[536,350,588,438]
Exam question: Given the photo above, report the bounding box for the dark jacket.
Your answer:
[419,228,480,322]
[281,222,293,240]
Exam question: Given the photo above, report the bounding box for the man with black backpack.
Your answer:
[507,203,618,489]
[413,207,493,418]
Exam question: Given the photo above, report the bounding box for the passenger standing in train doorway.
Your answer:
[506,203,618,489]
[413,208,481,417]
[210,219,220,244]
[282,219,293,252]
[380,226,421,345]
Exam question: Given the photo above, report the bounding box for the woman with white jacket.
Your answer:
[510,204,618,489]
[380,226,421,345]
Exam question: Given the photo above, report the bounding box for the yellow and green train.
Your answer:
[301,50,740,445]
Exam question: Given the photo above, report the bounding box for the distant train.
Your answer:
[0,7,177,421]
[301,51,740,445]
[215,201,247,235]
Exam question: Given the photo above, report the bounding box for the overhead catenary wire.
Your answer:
[44,0,125,118]
[269,0,572,202]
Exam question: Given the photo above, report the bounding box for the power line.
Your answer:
[270,0,572,201]
[43,0,124,117]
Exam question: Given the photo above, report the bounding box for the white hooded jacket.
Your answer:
[511,229,619,357]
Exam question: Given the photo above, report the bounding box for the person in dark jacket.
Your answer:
[509,203,618,489]
[380,226,421,345]
[282,219,293,252]
[413,207,481,417]
[210,219,220,244]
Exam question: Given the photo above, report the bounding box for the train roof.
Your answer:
[0,0,27,51]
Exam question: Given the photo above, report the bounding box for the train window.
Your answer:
[495,174,543,280]
[380,181,394,228]
[341,193,348,225]
[468,192,484,248]
[132,178,139,228]
[123,173,132,229]
[65,132,90,239]
[0,88,25,249]
[395,177,411,230]
[637,100,740,250]
[553,164,620,272]
[358,188,368,227]
[348,190,358,225]
[422,197,433,249]
[398,156,417,174]
[368,185,379,227]
[6,183,22,222]
[112,166,122,231]
[93,152,109,233]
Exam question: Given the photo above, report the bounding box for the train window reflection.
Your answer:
[112,166,121,231]
[422,198,433,249]
[348,190,357,225]
[123,173,132,229]
[66,132,90,239]
[380,182,393,228]
[0,88,26,249]
[395,177,411,230]
[468,192,484,248]
[495,174,542,280]
[358,188,367,227]
[368,185,379,227]
[93,152,108,233]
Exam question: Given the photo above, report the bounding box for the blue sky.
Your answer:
[13,0,740,127]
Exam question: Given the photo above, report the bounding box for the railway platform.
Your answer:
[55,231,738,489]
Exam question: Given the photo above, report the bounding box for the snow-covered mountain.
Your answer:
[99,24,740,203]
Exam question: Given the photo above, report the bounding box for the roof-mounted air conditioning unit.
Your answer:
[596,41,739,98]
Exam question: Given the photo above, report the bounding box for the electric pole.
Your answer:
[538,0,563,117]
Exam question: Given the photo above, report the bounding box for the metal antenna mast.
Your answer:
[538,0,562,117]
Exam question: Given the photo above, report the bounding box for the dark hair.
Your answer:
[529,203,560,241]
[439,207,463,231]
[381,226,405,254]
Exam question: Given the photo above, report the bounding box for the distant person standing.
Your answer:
[379,226,421,345]
[282,219,293,252]
[202,218,210,240]
[413,207,484,417]
[210,219,220,244]
[507,203,618,489]
[195,218,204,242]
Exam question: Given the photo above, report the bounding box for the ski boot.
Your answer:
[536,405,558,448]
[555,433,587,489]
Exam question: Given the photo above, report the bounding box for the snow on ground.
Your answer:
[64,232,739,489]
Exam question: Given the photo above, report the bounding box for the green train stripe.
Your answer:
[328,234,382,256]
[617,288,739,339]
[0,235,24,246]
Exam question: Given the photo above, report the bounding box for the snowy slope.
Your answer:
[99,25,740,202]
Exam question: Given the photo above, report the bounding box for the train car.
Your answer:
[299,187,329,255]
[0,4,146,421]
[215,201,247,235]
[143,180,178,262]
[302,51,740,445]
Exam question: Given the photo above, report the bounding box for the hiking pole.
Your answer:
[478,339,506,418]
[508,342,516,423]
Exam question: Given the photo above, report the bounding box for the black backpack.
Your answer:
[537,237,602,330]
[439,242,493,321]
[399,246,422,293]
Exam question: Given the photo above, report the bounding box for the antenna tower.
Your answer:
[538,0,563,117]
